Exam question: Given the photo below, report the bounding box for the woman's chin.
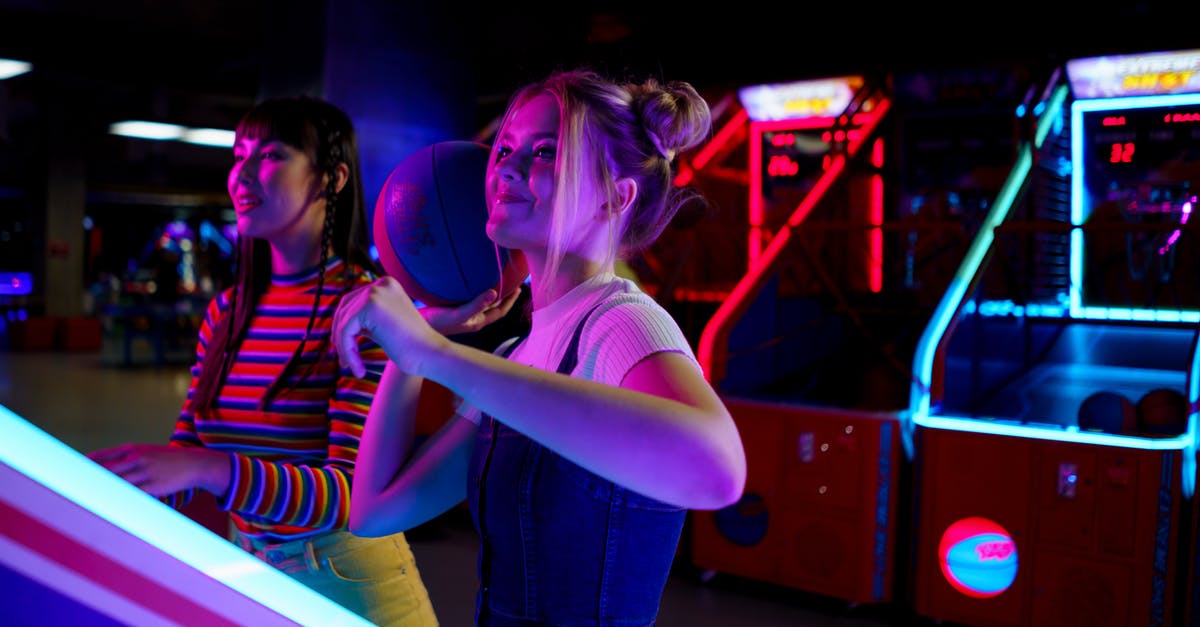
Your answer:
[235,217,257,239]
[485,223,519,250]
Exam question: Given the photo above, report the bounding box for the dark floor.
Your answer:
[0,345,918,626]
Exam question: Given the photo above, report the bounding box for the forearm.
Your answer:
[419,343,744,508]
[351,416,473,536]
[351,362,422,512]
[168,418,230,496]
[169,421,229,497]
[196,449,232,496]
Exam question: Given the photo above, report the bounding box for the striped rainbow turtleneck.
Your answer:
[167,257,387,542]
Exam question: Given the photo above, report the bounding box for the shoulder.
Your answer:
[583,278,679,339]
[574,278,697,381]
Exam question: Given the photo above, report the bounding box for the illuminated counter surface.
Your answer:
[0,404,370,627]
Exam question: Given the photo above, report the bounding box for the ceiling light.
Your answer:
[0,58,32,80]
[109,121,186,141]
[181,127,235,147]
[110,121,234,148]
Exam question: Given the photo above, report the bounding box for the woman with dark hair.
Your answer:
[89,96,518,625]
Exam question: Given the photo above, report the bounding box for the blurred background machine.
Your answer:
[86,209,236,367]
[674,64,1033,607]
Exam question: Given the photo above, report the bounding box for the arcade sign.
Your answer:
[1067,49,1200,99]
[738,76,863,122]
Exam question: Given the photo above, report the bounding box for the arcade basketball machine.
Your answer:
[685,74,906,605]
[906,48,1200,627]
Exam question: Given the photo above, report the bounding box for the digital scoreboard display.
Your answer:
[759,127,831,197]
[1082,105,1200,187]
[737,75,884,289]
[1068,49,1200,314]
[739,76,864,198]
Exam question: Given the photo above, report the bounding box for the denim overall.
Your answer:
[467,309,687,626]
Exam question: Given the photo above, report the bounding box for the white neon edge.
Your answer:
[0,403,372,627]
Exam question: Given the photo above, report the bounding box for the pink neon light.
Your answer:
[1159,199,1193,255]
[0,499,243,626]
[748,121,764,268]
[869,139,884,293]
[699,100,891,383]
[692,108,749,171]
[673,106,750,188]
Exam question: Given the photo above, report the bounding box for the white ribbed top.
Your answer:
[458,272,697,424]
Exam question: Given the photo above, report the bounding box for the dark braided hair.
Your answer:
[190,96,378,414]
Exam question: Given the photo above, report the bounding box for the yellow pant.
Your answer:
[232,527,439,626]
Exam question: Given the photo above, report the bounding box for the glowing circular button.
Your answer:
[938,516,1018,598]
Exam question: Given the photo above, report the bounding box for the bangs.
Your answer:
[235,99,319,153]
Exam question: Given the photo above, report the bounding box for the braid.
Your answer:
[256,163,339,410]
[328,131,343,173]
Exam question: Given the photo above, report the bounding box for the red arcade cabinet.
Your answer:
[684,62,1037,607]
[907,48,1200,626]
[686,74,903,605]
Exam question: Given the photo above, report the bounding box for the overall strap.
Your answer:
[497,334,525,359]
[555,303,603,375]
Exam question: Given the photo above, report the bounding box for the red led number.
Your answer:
[1108,142,1134,164]
[767,155,799,177]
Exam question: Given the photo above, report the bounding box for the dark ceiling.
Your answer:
[6,1,1198,105]
[1,0,1196,300]
[1,0,1197,200]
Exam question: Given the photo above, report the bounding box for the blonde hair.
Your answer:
[496,68,712,280]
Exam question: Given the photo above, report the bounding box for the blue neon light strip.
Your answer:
[972,300,1200,324]
[0,404,372,626]
[1070,92,1200,319]
[1150,454,1173,624]
[918,414,1189,450]
[907,84,1070,445]
[1185,333,1200,498]
[872,421,892,601]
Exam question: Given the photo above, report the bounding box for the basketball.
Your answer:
[1136,387,1188,437]
[372,140,528,306]
[1076,390,1137,435]
[938,516,1018,599]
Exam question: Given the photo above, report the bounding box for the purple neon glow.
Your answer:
[164,220,195,240]
[1159,197,1193,255]
[0,272,33,296]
